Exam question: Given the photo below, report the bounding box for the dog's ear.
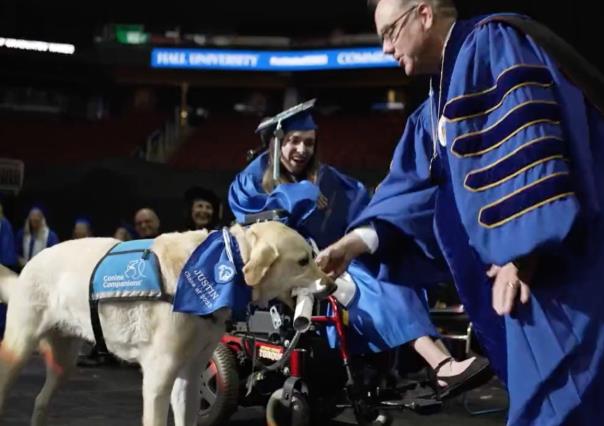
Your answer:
[242,229,279,286]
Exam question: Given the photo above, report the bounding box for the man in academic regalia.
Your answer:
[317,1,604,424]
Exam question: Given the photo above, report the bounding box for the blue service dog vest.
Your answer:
[89,239,169,353]
[88,230,249,353]
[90,239,166,301]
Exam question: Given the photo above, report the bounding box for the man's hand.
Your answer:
[317,193,329,210]
[487,262,532,316]
[316,232,370,278]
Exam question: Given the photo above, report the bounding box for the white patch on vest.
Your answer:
[215,262,235,284]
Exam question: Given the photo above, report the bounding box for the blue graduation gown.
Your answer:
[0,217,16,338]
[0,218,17,267]
[16,228,59,262]
[229,152,369,249]
[228,152,440,353]
[435,15,604,425]
[344,101,458,353]
[350,101,505,356]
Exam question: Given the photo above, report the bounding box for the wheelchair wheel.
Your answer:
[198,343,240,426]
[266,388,310,426]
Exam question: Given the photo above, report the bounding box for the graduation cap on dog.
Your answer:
[256,99,317,181]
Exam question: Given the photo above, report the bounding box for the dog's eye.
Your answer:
[298,256,310,267]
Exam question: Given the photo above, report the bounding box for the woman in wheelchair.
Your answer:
[228,100,490,399]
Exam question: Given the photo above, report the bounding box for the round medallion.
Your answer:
[438,116,447,147]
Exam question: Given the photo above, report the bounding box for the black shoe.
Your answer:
[429,356,493,400]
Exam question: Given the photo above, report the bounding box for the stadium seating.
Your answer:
[169,111,405,171]
[0,111,168,166]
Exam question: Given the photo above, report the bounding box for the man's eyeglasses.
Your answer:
[380,4,418,44]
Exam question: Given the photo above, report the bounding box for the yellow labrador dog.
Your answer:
[0,222,333,426]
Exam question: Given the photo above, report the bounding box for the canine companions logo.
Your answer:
[124,259,146,280]
[214,261,235,284]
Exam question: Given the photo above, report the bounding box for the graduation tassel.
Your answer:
[272,119,284,181]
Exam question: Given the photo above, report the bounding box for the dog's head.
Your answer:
[232,222,335,308]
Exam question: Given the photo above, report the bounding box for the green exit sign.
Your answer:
[115,25,149,45]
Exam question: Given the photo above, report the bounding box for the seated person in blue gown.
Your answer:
[319,1,604,424]
[16,205,59,269]
[0,197,17,269]
[229,102,488,397]
[0,197,17,339]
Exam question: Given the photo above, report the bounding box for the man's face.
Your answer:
[280,130,316,176]
[29,209,44,232]
[376,0,432,76]
[113,227,132,241]
[134,211,159,238]
[191,199,214,229]
[73,223,92,239]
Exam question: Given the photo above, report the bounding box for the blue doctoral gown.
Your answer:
[431,15,604,425]
[228,152,440,353]
[353,98,508,380]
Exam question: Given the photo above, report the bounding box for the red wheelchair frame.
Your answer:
[199,294,392,426]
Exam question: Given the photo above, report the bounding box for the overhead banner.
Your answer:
[0,37,75,55]
[150,47,397,72]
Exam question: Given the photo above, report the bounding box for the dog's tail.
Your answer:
[0,264,18,303]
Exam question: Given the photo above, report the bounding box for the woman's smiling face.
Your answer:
[280,130,316,176]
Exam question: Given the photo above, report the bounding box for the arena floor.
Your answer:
[3,355,508,425]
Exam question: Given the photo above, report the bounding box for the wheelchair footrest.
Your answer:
[381,397,442,413]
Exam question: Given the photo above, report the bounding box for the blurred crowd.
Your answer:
[0,186,224,366]
[0,186,223,274]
